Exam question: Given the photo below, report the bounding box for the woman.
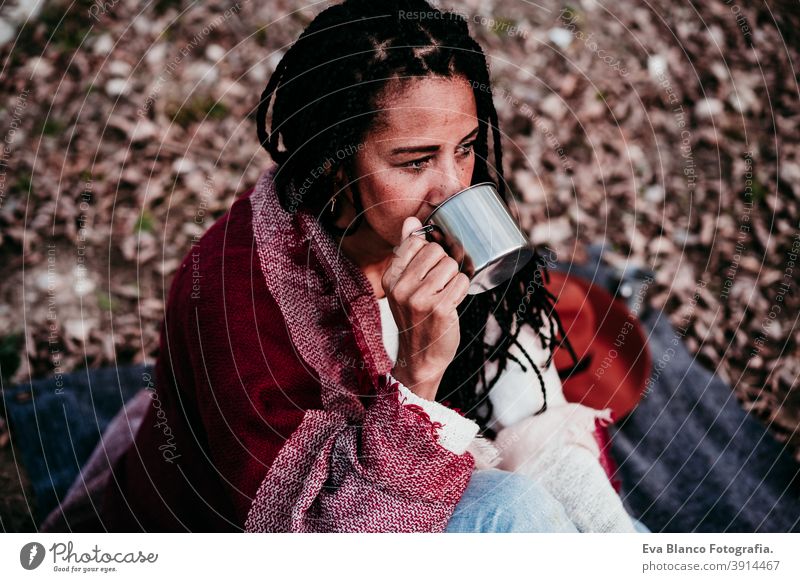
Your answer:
[49,0,644,533]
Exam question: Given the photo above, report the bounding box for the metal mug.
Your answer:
[411,182,534,295]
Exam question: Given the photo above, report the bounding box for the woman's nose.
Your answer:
[428,164,468,206]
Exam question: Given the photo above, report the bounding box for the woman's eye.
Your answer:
[458,140,477,156]
[402,157,432,172]
[401,142,476,173]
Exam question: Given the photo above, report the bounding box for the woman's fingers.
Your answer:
[405,243,448,281]
[439,271,471,307]
[383,216,470,303]
[418,255,460,294]
[382,219,427,293]
[401,216,423,239]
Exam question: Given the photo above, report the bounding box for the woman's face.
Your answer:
[338,74,479,249]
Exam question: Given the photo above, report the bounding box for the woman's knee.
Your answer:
[448,469,578,533]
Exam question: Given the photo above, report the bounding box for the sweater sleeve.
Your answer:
[391,373,480,455]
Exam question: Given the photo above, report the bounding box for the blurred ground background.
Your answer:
[0,0,798,531]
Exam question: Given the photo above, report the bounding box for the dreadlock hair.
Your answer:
[255,0,582,438]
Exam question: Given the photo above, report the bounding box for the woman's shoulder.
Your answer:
[167,187,281,321]
[183,186,257,266]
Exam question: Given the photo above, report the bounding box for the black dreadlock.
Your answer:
[255,0,581,437]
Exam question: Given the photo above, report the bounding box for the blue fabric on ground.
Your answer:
[3,364,151,523]
[555,243,800,533]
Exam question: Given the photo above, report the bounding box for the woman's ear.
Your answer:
[334,166,354,203]
[333,165,344,189]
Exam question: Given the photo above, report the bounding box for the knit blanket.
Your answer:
[243,166,476,532]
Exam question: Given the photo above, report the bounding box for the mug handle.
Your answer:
[409,223,437,240]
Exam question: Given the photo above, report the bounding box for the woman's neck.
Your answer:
[335,223,393,300]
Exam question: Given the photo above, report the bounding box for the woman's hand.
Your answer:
[381,216,471,401]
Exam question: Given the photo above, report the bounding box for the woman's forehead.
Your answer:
[370,76,478,144]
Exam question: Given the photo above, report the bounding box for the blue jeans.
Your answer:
[445,469,650,533]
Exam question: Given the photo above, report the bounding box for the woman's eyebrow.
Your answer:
[388,126,480,156]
